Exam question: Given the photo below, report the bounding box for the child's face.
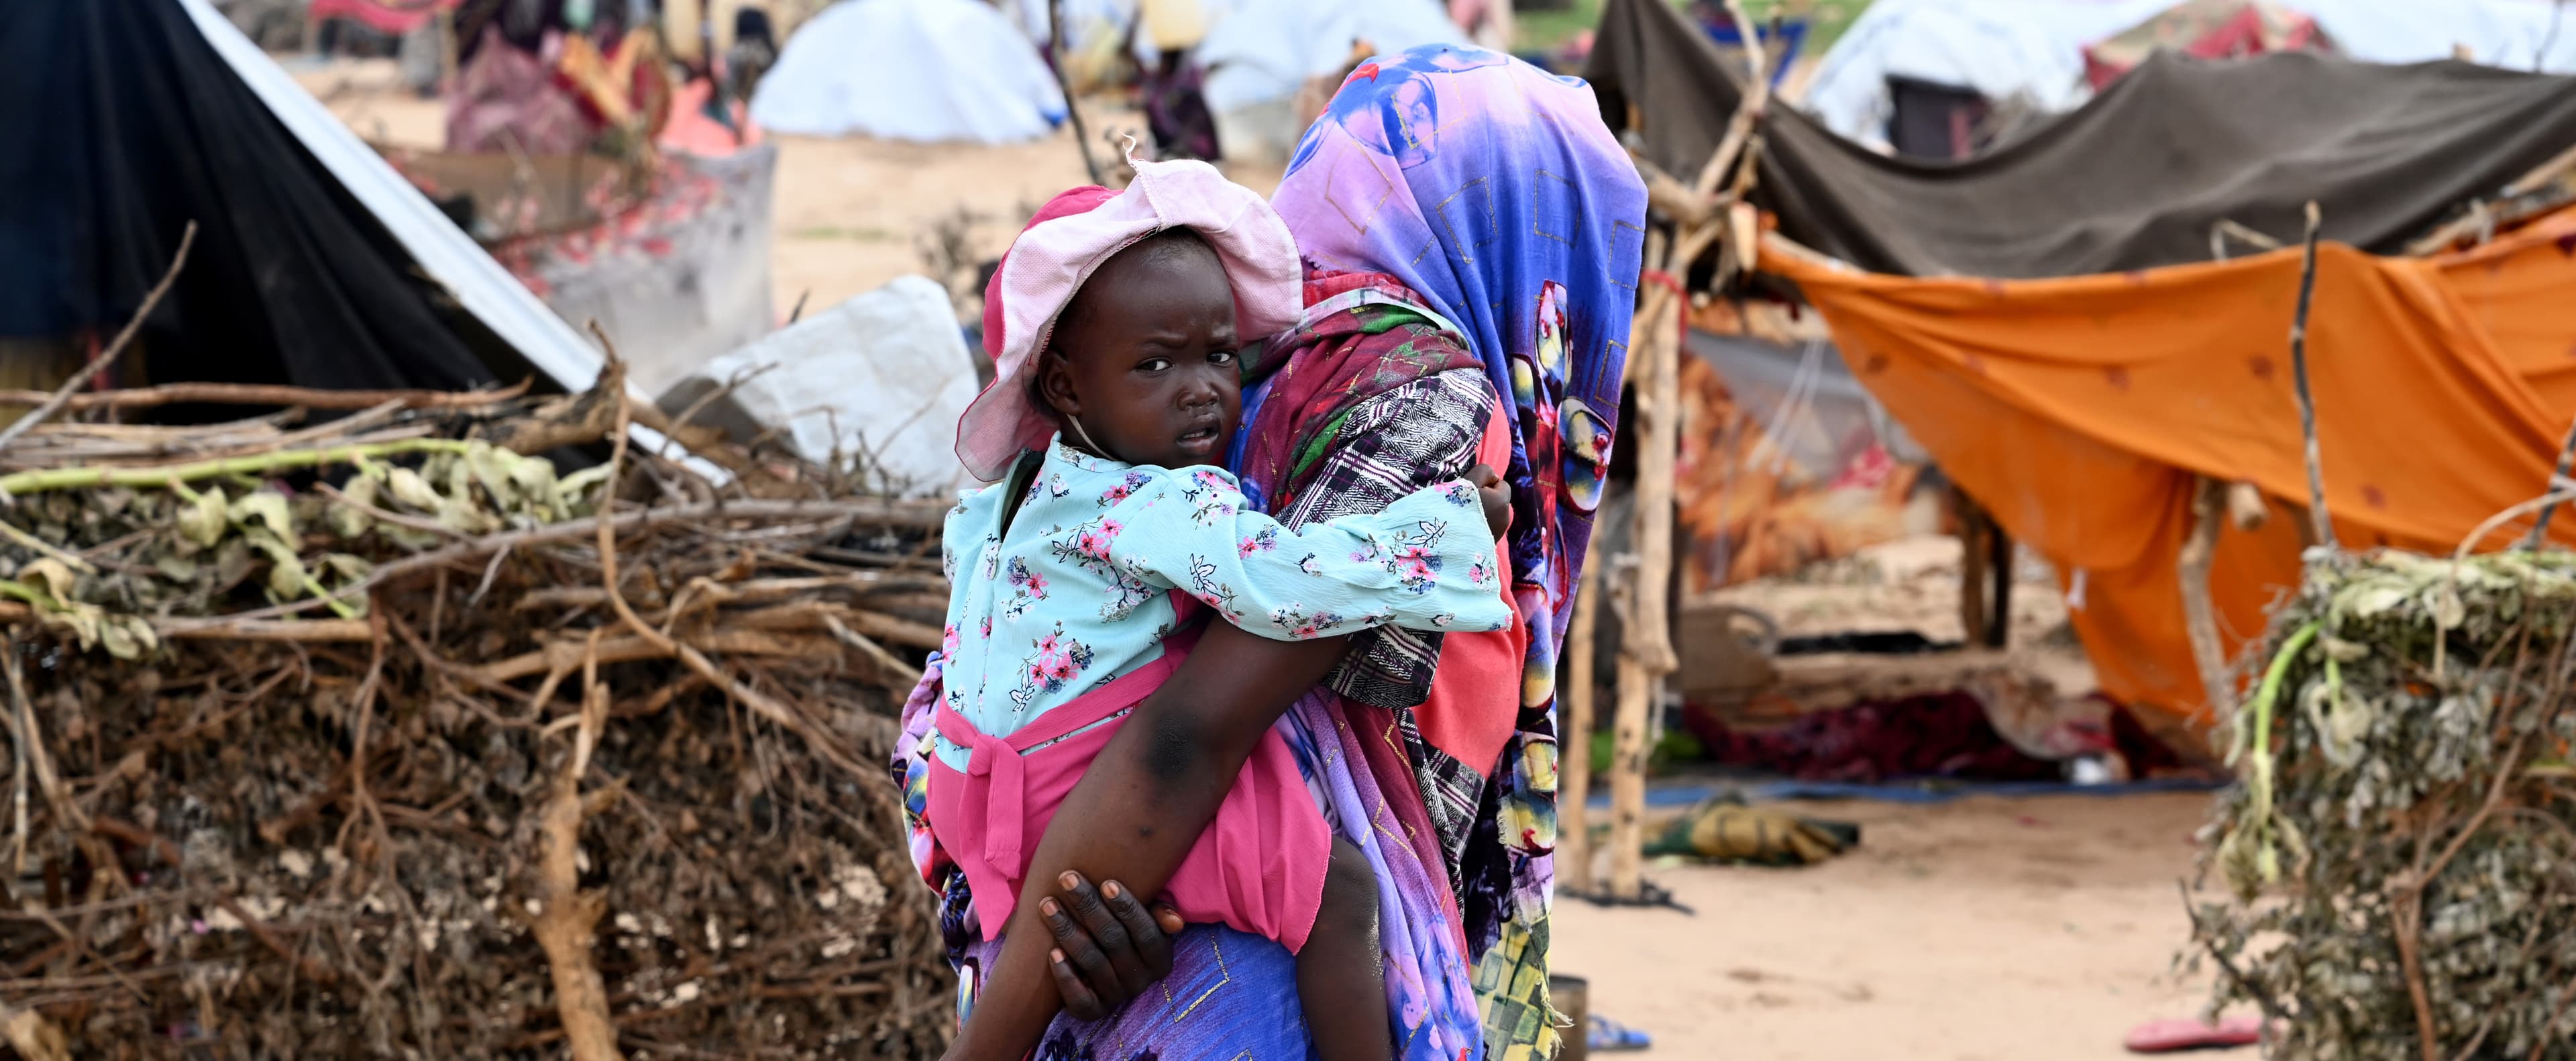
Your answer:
[1040,236,1243,469]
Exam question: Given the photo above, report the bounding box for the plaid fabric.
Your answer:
[1267,365,1503,894]
[1276,368,1495,713]
[1397,704,1491,890]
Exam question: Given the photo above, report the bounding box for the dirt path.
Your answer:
[1554,793,2223,1061]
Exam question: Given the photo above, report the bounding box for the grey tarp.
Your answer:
[1584,0,2576,278]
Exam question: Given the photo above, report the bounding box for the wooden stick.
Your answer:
[1608,291,1682,902]
[0,999,68,1061]
[2179,476,2235,719]
[2207,218,2282,260]
[2507,138,2576,197]
[366,497,943,585]
[1984,515,2014,648]
[530,636,626,1061]
[0,438,472,497]
[477,628,837,683]
[0,603,372,643]
[0,378,532,412]
[2528,417,2576,549]
[1046,0,1105,185]
[1957,487,1990,648]
[1694,0,1770,197]
[1558,538,1603,894]
[0,222,195,451]
[2289,201,2334,550]
[2227,481,2269,531]
[1631,152,1714,230]
[582,327,878,782]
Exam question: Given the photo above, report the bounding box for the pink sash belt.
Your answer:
[929,629,1195,887]
[923,615,1330,950]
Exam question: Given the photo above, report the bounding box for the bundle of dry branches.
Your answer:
[0,370,956,1058]
[2192,551,2576,1061]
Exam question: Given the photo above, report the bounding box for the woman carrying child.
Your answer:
[894,44,1647,1061]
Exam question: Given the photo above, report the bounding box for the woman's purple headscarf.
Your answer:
[1273,44,1647,1056]
[1275,44,1644,670]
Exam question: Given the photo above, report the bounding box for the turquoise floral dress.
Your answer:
[930,436,1511,774]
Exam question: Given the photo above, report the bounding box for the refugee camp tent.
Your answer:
[1195,0,1464,157]
[1760,210,2576,721]
[2082,0,2327,90]
[1588,0,2576,278]
[748,0,1070,144]
[1799,0,2576,152]
[1,0,625,405]
[1199,0,1464,113]
[1591,0,2576,720]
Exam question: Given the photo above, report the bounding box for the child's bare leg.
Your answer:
[1299,837,1391,1061]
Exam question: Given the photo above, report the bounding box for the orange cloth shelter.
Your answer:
[1760,209,2576,721]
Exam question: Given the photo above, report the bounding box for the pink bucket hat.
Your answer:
[955,158,1301,483]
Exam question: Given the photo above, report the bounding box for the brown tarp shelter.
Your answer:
[1585,0,2576,277]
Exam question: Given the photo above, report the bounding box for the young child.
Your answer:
[926,161,1513,1061]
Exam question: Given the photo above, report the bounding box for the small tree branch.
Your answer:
[0,222,197,452]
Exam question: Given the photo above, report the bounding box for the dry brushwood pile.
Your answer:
[2194,550,2576,1061]
[0,375,957,1058]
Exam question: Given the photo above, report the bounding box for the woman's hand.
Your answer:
[1467,464,1513,538]
[1036,873,1187,1020]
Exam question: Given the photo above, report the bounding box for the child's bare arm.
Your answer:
[941,624,1350,1061]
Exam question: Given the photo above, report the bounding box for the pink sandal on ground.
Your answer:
[2124,1015,2263,1053]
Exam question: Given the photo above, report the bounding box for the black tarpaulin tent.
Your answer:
[1584,0,2576,279]
[0,0,618,404]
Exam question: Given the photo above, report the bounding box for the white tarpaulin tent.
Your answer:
[1803,0,2576,151]
[655,276,980,497]
[1197,0,1465,114]
[750,0,1070,144]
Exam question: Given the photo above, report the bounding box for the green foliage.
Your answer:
[2193,550,2576,1059]
[0,442,608,658]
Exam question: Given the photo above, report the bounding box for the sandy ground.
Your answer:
[1556,793,2223,1061]
[293,60,2231,1058]
[765,117,1283,319]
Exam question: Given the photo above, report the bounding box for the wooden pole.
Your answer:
[2289,201,2334,550]
[1985,517,2013,648]
[1696,0,1770,194]
[2179,475,2235,718]
[1597,0,1774,901]
[1607,286,1681,902]
[1046,0,1106,185]
[1955,487,1989,648]
[1559,538,1603,895]
[2528,417,2576,549]
[2226,481,2270,531]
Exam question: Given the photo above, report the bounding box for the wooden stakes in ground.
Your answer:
[1951,488,2014,650]
[1600,6,1775,900]
[1559,546,1603,894]
[1608,288,1682,902]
